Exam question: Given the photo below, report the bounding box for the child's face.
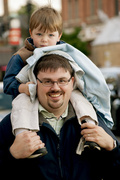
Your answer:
[29,27,62,48]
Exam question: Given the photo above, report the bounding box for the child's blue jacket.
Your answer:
[3,38,64,98]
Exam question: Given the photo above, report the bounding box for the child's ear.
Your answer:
[29,29,32,36]
[58,33,62,41]
[59,33,62,39]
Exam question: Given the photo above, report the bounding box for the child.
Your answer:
[3,7,112,158]
[4,6,63,158]
[4,6,63,99]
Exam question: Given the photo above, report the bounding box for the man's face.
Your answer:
[37,68,74,117]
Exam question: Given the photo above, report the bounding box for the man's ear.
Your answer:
[71,76,75,90]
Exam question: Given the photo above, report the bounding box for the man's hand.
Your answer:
[81,123,114,151]
[10,131,45,159]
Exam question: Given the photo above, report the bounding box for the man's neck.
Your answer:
[38,104,68,119]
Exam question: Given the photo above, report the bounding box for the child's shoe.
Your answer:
[84,141,101,150]
[28,147,48,158]
[82,119,101,151]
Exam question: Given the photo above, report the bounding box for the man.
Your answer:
[0,53,120,179]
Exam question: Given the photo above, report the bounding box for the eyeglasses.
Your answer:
[37,77,72,87]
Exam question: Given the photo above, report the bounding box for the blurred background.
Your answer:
[0,0,120,136]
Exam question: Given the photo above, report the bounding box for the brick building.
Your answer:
[61,0,120,28]
[61,0,120,41]
[61,0,120,67]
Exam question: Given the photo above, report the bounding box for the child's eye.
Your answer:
[37,33,42,36]
[49,34,54,37]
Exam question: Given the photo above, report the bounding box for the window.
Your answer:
[75,0,79,18]
[115,0,119,15]
[91,0,95,15]
[98,0,103,10]
[68,0,72,19]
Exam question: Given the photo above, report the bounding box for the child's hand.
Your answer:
[19,82,34,96]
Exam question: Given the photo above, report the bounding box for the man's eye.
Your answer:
[59,79,66,83]
[44,80,51,84]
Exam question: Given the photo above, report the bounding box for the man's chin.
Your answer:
[48,102,63,109]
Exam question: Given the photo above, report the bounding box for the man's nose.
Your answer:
[50,82,61,90]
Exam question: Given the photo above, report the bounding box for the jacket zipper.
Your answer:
[41,124,63,178]
[57,136,63,179]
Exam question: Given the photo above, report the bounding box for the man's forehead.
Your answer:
[37,68,70,78]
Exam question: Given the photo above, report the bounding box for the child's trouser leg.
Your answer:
[81,119,101,151]
[11,93,48,158]
[15,128,28,136]
[70,89,98,125]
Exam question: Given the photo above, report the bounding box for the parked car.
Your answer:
[0,65,7,81]
[100,67,120,134]
[0,82,12,121]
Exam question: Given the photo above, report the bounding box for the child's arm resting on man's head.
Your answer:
[18,82,35,96]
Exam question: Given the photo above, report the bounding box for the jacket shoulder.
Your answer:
[0,114,12,133]
[14,47,33,64]
[0,114,14,145]
[14,38,34,64]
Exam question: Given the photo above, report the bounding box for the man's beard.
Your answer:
[47,90,64,109]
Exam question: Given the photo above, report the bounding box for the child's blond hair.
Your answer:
[29,6,63,35]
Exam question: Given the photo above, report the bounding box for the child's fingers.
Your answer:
[26,81,35,85]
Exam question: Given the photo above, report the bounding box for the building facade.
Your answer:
[61,0,120,28]
[61,0,120,67]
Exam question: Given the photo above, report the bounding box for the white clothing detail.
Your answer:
[11,46,114,155]
[15,128,28,136]
[11,93,39,134]
[70,90,98,125]
[15,44,113,128]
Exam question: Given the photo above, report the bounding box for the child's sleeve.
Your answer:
[3,54,25,99]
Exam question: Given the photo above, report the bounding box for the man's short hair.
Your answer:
[34,54,74,78]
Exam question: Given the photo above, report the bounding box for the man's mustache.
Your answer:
[47,90,63,94]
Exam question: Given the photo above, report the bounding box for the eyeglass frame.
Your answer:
[37,76,72,87]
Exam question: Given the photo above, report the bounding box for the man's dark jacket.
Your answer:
[0,104,120,180]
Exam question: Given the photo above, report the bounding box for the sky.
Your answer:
[0,0,61,16]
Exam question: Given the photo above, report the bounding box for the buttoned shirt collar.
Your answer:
[38,104,68,135]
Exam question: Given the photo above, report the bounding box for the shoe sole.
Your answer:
[84,144,101,151]
[28,147,48,159]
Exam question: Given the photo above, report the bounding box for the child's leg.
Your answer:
[70,89,100,154]
[15,128,28,136]
[76,118,101,155]
[11,93,39,135]
[81,119,101,151]
[11,93,47,158]
[70,89,98,125]
[81,117,96,125]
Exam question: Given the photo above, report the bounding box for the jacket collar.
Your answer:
[39,102,76,127]
[14,37,35,64]
[24,37,35,51]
